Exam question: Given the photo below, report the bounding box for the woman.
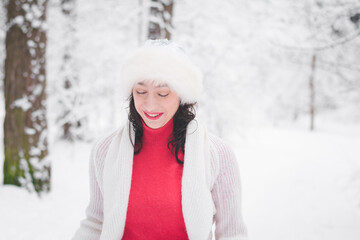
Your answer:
[72,39,248,240]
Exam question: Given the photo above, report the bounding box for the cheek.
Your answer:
[133,95,142,111]
[166,99,180,113]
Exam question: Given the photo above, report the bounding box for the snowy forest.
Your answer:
[0,0,359,239]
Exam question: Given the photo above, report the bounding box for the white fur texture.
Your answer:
[119,42,203,104]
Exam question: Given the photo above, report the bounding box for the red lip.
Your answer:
[145,111,162,114]
[144,111,163,120]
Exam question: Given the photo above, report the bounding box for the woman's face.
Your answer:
[132,80,180,129]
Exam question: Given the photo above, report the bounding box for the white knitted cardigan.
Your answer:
[72,118,248,240]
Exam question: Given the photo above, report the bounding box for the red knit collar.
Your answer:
[141,117,174,145]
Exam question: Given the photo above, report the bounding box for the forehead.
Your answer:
[135,80,169,88]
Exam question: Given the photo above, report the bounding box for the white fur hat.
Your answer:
[119,39,203,104]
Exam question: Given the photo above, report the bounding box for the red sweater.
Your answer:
[122,117,189,240]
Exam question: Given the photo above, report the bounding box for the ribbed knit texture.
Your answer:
[72,119,248,240]
[122,118,188,239]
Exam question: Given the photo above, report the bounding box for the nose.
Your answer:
[143,92,158,111]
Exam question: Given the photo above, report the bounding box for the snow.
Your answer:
[29,147,41,156]
[232,123,360,240]
[31,19,41,29]
[25,127,36,135]
[11,95,32,111]
[32,84,43,96]
[0,121,359,239]
[0,0,359,239]
[12,15,24,26]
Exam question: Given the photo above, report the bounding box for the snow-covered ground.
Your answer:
[1,121,359,240]
[234,122,360,240]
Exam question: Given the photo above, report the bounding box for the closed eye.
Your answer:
[136,91,146,95]
[158,93,169,97]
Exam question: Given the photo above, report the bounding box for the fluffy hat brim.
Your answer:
[119,43,203,104]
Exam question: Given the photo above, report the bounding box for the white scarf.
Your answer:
[100,118,215,240]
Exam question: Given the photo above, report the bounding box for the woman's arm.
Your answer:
[72,141,104,240]
[211,138,248,240]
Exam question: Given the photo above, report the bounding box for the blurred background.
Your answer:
[0,0,359,239]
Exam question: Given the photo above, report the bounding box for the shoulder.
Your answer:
[206,132,239,188]
[208,132,236,160]
[208,132,240,177]
[91,126,125,165]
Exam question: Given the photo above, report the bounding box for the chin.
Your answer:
[142,120,158,129]
[149,125,160,129]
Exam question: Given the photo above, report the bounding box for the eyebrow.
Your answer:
[137,82,169,88]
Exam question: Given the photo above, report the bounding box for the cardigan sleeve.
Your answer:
[210,136,248,240]
[72,141,104,240]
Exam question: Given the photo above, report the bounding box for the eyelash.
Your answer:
[136,91,168,97]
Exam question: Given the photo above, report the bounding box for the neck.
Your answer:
[141,118,174,146]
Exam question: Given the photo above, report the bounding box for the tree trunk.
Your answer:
[138,0,144,45]
[309,53,316,131]
[148,0,174,40]
[57,0,84,141]
[3,0,50,195]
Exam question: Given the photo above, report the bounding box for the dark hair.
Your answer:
[127,93,196,165]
